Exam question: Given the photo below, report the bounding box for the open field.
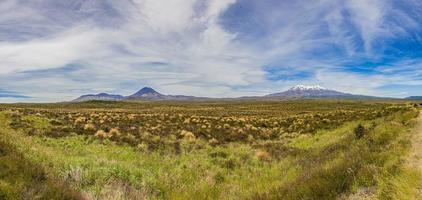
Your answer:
[0,100,421,199]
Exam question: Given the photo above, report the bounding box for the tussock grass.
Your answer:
[252,109,420,199]
[0,114,79,199]
[0,102,419,199]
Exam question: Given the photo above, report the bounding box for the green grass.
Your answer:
[1,112,297,199]
[252,109,421,199]
[0,114,78,199]
[0,102,420,199]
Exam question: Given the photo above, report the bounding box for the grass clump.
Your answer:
[95,129,107,139]
[0,115,79,199]
[354,124,366,139]
[255,150,272,162]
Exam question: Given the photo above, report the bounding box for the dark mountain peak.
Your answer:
[127,87,165,99]
[134,87,159,95]
[73,86,201,102]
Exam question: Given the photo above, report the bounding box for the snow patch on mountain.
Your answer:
[267,85,353,98]
[289,85,326,91]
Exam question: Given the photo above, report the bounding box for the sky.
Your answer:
[0,0,421,102]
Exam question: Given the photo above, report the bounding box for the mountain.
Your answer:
[72,85,382,102]
[266,85,362,98]
[125,87,199,100]
[405,96,422,100]
[73,87,200,102]
[126,87,166,100]
[72,93,124,102]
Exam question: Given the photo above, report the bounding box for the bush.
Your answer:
[256,150,272,162]
[83,123,96,131]
[209,138,219,146]
[180,130,196,143]
[354,124,366,139]
[109,128,121,138]
[95,130,107,139]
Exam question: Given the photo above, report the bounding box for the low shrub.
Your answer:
[95,130,107,139]
[354,124,366,139]
[255,150,272,162]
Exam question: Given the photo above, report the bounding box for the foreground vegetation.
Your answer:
[0,100,420,199]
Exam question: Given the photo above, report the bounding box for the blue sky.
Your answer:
[0,0,421,102]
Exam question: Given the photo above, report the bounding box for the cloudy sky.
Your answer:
[0,0,421,102]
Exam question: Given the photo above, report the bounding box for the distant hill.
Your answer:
[405,96,422,100]
[72,93,124,102]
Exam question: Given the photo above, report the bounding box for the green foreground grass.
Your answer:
[0,107,421,199]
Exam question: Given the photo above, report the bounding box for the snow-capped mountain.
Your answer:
[267,85,355,98]
[289,85,326,91]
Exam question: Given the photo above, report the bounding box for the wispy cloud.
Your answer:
[0,0,421,102]
[0,89,31,99]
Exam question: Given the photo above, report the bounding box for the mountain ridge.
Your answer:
[126,87,167,100]
[72,85,396,102]
[405,96,422,100]
[267,85,356,98]
[73,87,202,102]
[72,93,124,102]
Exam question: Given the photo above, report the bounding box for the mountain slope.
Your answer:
[72,87,198,102]
[406,96,422,100]
[72,85,385,102]
[72,93,124,102]
[267,85,364,98]
[126,87,166,100]
[125,87,198,100]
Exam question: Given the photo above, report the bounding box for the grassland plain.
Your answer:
[0,100,421,199]
[406,110,422,199]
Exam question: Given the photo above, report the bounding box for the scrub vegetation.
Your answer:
[0,100,420,199]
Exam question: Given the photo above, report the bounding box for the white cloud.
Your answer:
[346,0,386,53]
[132,0,197,34]
[0,26,107,74]
[0,0,421,102]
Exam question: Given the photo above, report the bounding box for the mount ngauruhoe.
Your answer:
[125,87,198,100]
[72,85,379,102]
[73,87,200,102]
[126,87,166,100]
